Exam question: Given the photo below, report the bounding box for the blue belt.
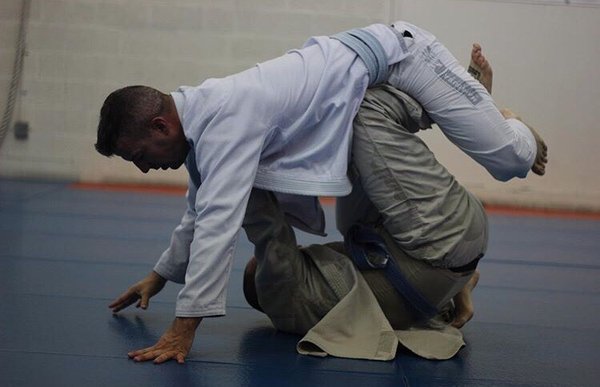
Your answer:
[331,28,389,86]
[345,224,439,320]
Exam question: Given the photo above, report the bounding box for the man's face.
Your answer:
[115,125,190,174]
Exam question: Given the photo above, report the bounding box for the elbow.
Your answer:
[488,157,532,182]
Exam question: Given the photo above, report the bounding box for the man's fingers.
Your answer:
[153,351,187,364]
[111,297,138,313]
[140,293,150,309]
[109,289,139,309]
[133,349,164,362]
[134,293,149,309]
[130,347,185,364]
[154,351,182,364]
[111,300,132,313]
[108,295,128,309]
[109,289,136,306]
[128,345,155,358]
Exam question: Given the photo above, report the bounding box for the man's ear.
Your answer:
[151,116,169,134]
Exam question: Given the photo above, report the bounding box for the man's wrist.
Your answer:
[174,316,202,332]
[150,270,167,284]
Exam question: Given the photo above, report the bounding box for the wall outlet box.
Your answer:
[14,121,29,140]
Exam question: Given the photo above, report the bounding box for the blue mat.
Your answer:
[1,179,598,386]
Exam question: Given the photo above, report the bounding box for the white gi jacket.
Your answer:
[153,32,375,316]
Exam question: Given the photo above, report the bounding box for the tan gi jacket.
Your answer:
[295,243,470,361]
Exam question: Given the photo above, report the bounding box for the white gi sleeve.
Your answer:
[174,90,269,318]
[153,176,198,284]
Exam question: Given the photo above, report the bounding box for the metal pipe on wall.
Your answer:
[0,0,31,149]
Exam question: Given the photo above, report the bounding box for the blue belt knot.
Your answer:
[331,28,389,87]
[345,224,439,320]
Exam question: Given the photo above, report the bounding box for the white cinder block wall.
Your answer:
[0,0,599,210]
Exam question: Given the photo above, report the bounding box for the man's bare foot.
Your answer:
[526,125,548,176]
[500,108,549,176]
[468,43,493,93]
[452,270,480,329]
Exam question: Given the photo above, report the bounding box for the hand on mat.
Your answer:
[128,317,202,364]
[109,271,167,313]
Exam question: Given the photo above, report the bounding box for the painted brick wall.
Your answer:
[0,0,599,209]
[391,0,600,210]
[0,0,389,186]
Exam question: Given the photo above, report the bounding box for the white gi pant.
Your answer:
[386,21,535,182]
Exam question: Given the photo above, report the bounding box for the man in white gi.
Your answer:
[98,21,547,363]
